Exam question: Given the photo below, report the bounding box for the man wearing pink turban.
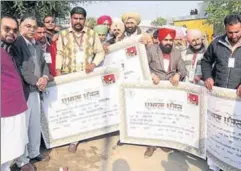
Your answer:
[144,27,187,158]
[182,29,206,84]
[97,15,113,41]
[174,27,187,51]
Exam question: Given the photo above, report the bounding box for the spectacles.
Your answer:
[45,20,55,24]
[113,29,121,32]
[3,26,18,34]
[24,24,37,30]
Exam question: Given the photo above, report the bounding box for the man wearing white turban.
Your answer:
[182,29,206,84]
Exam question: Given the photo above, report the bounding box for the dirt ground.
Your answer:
[11,132,211,171]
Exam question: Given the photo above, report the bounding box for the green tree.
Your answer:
[85,17,97,29]
[205,1,241,34]
[151,16,167,26]
[0,1,94,21]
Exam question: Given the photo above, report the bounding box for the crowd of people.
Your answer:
[1,5,241,171]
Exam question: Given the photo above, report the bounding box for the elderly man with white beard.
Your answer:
[182,29,206,84]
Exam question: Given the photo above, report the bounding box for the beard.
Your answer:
[190,43,204,53]
[159,43,173,54]
[125,26,137,34]
[228,35,241,44]
[192,44,202,50]
[114,31,120,37]
[2,34,16,44]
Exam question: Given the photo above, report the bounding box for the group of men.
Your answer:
[1,5,241,171]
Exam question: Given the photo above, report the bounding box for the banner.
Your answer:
[119,81,206,159]
[41,67,121,148]
[103,38,151,82]
[206,87,241,171]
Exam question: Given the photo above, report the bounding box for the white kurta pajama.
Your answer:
[1,112,28,166]
[1,43,28,171]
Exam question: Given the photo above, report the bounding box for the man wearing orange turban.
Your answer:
[121,12,142,38]
[144,27,187,158]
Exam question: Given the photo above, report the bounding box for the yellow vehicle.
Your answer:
[173,17,214,44]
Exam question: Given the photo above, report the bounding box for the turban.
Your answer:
[175,28,185,39]
[121,12,141,25]
[94,25,108,35]
[186,29,202,42]
[70,7,87,18]
[158,28,176,42]
[110,21,125,34]
[97,15,112,25]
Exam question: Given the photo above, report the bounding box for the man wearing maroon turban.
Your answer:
[97,15,113,41]
[144,27,187,158]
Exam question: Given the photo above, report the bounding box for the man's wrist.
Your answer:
[91,63,97,67]
[42,75,49,81]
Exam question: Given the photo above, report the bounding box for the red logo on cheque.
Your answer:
[187,93,199,105]
[102,74,116,85]
[126,46,137,56]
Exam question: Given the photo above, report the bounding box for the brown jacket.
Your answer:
[146,44,187,80]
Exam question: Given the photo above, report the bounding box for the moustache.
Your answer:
[165,44,172,47]
[194,43,201,47]
[74,24,82,27]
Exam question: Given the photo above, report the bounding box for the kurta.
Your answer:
[1,44,28,164]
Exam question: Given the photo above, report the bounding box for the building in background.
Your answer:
[172,2,213,44]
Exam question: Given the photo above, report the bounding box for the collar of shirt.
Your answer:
[22,35,36,45]
[163,54,170,60]
[0,41,12,53]
[225,36,241,52]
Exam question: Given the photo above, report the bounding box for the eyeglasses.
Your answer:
[24,24,37,30]
[3,26,18,34]
[45,20,55,24]
[113,29,121,32]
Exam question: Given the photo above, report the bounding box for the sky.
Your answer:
[81,1,203,21]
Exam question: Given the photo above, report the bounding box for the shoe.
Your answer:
[21,163,35,171]
[68,143,78,153]
[31,154,50,162]
[144,146,157,158]
[161,147,172,153]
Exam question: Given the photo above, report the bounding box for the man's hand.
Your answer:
[103,44,109,53]
[55,69,62,76]
[36,77,48,91]
[237,85,241,97]
[138,34,153,45]
[86,63,96,73]
[204,78,214,90]
[170,73,180,86]
[151,73,160,85]
[194,75,201,83]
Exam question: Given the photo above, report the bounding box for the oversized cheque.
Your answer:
[103,38,151,81]
[120,81,206,159]
[41,67,121,148]
[206,87,241,171]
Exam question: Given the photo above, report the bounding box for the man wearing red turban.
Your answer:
[144,27,187,158]
[97,15,113,41]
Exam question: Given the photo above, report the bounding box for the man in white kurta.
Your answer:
[1,16,28,171]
